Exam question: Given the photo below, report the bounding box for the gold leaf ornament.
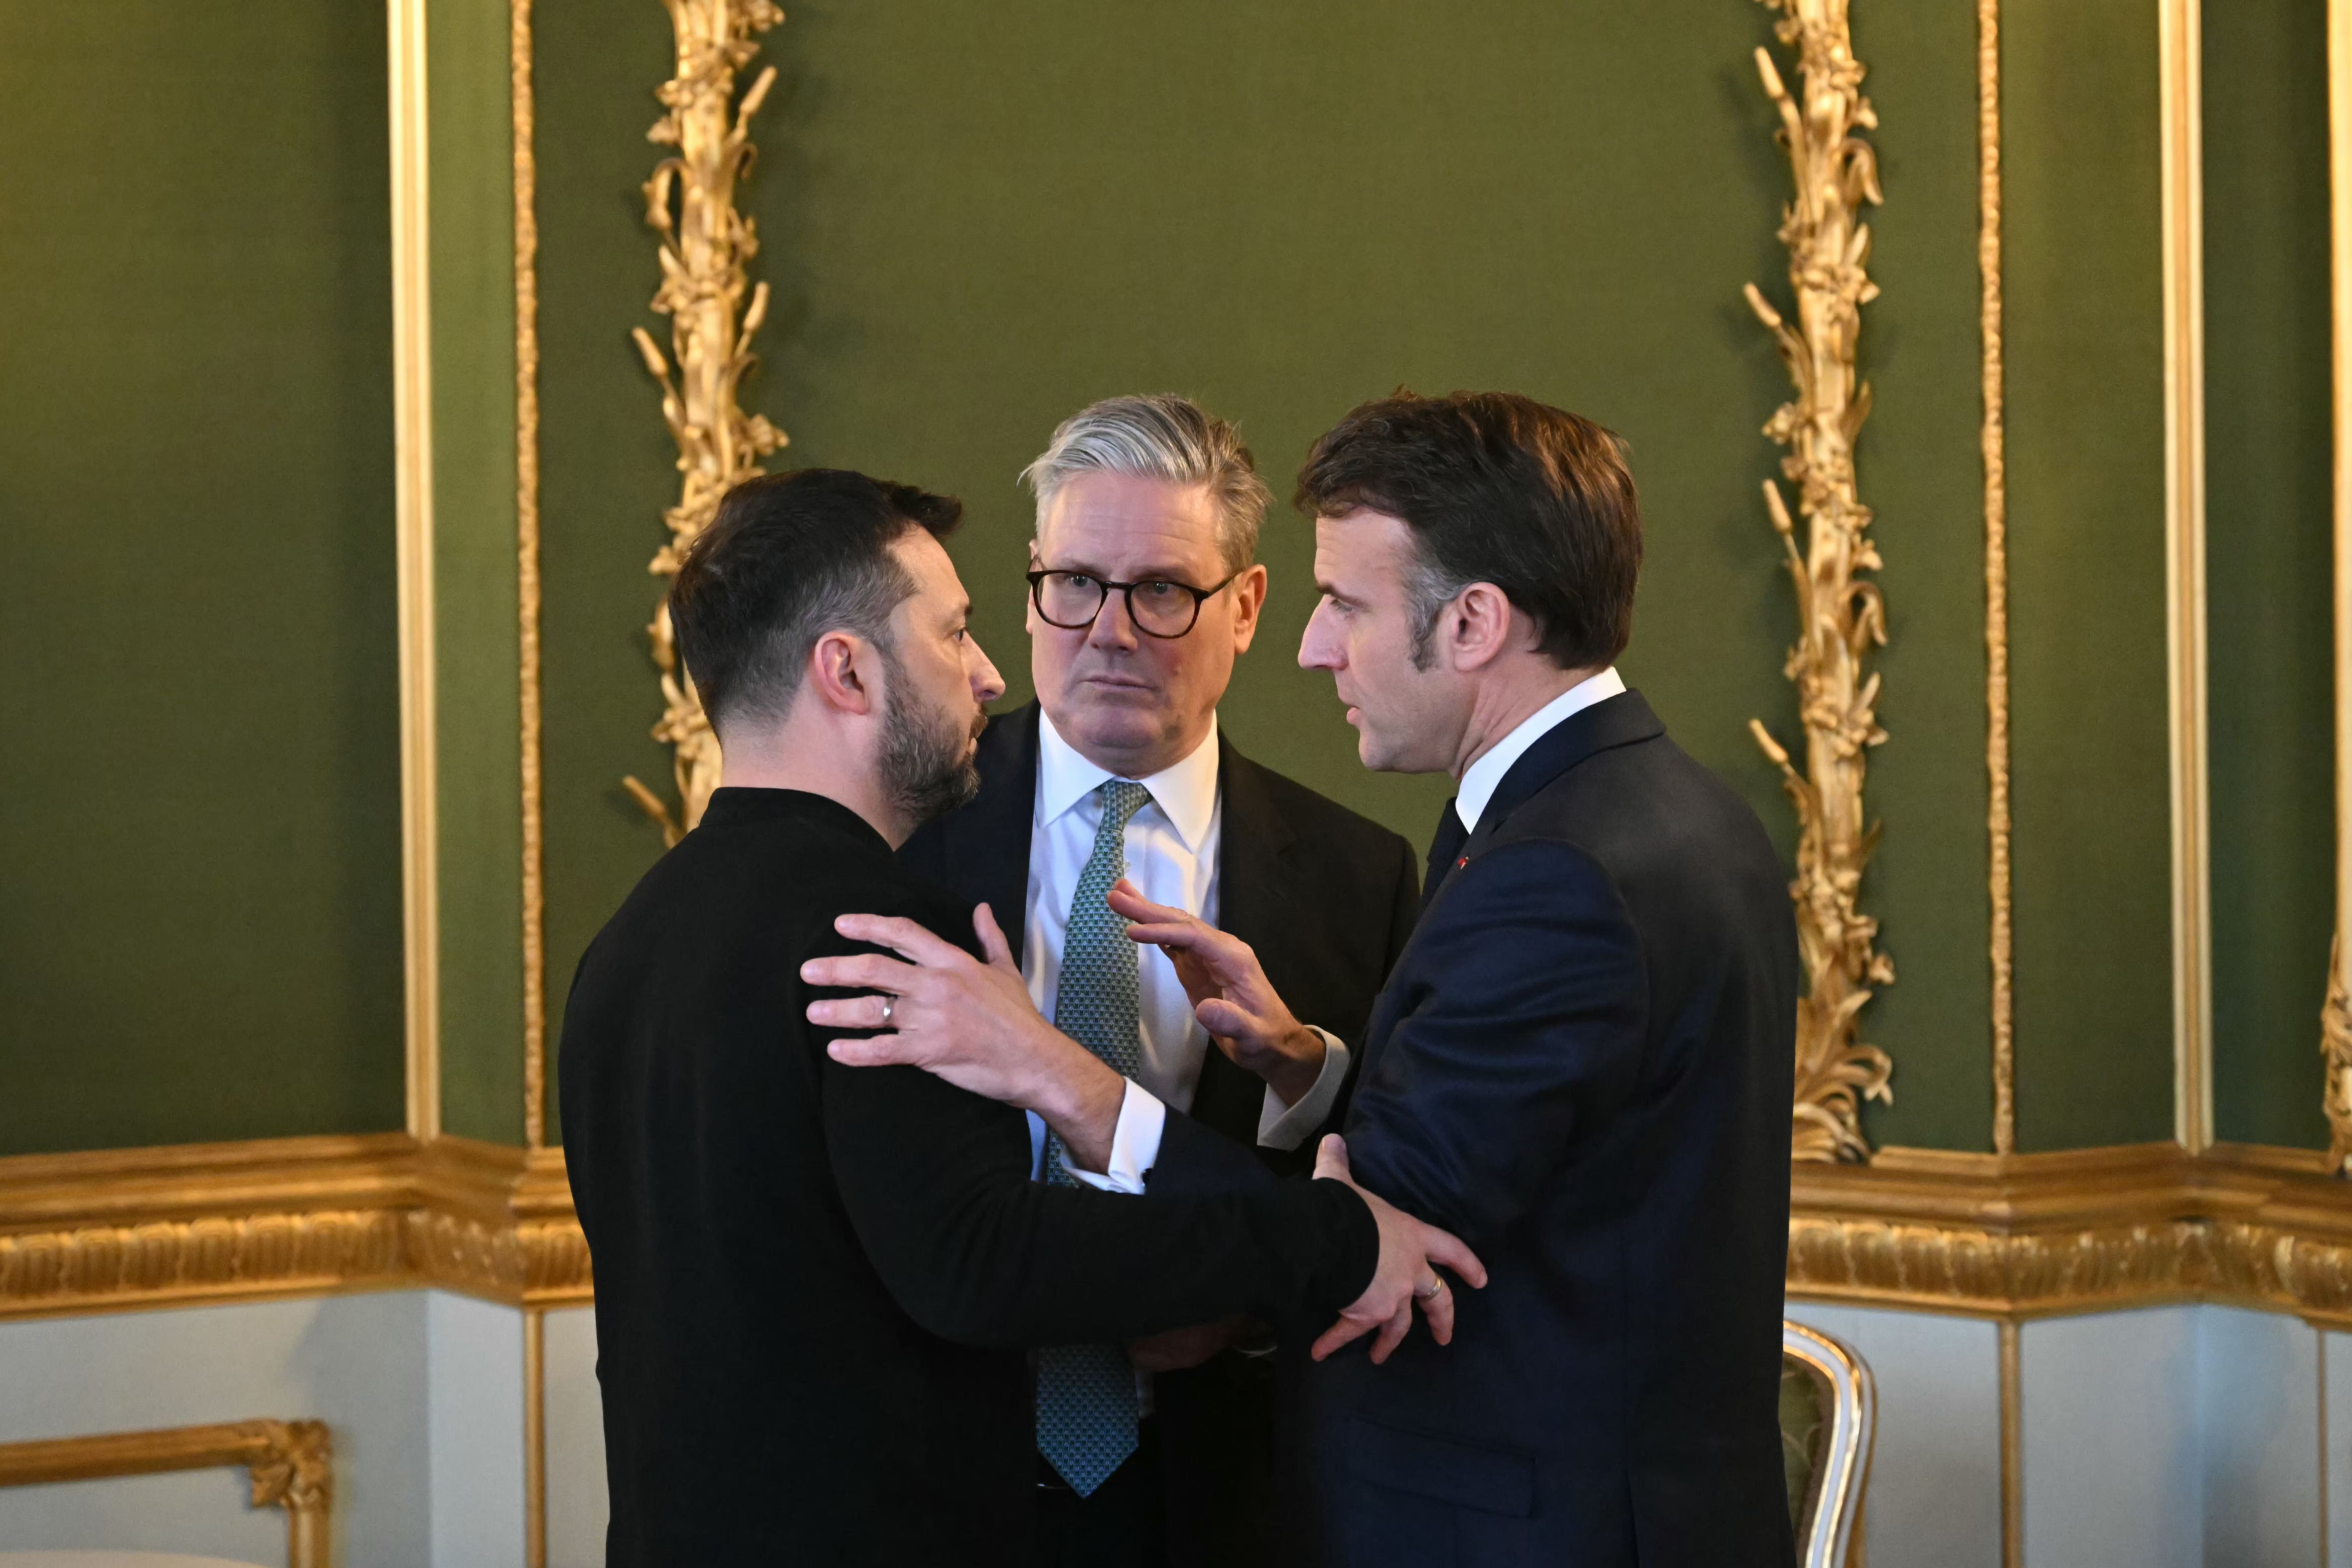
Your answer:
[622,0,790,845]
[1745,0,1895,1163]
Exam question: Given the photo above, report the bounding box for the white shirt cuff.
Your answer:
[1065,1079,1167,1195]
[1257,1027,1349,1151]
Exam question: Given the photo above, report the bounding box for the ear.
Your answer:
[1443,583,1516,673]
[1228,563,1269,654]
[807,629,880,717]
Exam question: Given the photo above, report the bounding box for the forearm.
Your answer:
[1024,1034,1126,1173]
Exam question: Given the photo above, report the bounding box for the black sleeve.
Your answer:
[810,911,1378,1350]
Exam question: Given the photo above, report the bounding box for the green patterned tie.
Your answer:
[1036,779,1153,1496]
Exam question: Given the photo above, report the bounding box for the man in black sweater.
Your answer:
[559,467,1480,1566]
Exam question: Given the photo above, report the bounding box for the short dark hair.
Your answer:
[1294,391,1642,670]
[670,468,963,737]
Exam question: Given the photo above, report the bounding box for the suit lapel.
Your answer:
[958,702,1041,967]
[1458,689,1665,860]
[1190,740,1300,1145]
[1357,691,1667,1096]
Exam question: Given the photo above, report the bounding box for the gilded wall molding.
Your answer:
[620,0,789,845]
[0,1135,586,1321]
[388,0,441,1143]
[1744,0,1895,1163]
[0,1419,333,1568]
[16,1135,2352,1328]
[2322,0,2352,1172]
[1977,0,2015,1158]
[513,0,549,1151]
[2158,0,2214,1153]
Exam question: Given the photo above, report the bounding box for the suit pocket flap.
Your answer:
[1345,1417,1535,1517]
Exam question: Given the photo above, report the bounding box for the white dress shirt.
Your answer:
[1029,710,1350,1192]
[1454,667,1627,834]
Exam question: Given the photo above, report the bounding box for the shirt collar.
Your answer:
[1036,708,1221,854]
[1454,667,1626,833]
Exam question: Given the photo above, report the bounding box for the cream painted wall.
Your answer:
[1,1290,2342,1564]
[0,1292,525,1567]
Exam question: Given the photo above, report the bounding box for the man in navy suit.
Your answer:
[828,391,1798,1566]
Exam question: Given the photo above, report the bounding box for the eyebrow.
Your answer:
[1039,559,1207,582]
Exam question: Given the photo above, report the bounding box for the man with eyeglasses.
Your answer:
[896,394,1421,1568]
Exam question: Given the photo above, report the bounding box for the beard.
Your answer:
[877,649,986,829]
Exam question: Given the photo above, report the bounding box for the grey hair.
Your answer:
[1018,394,1272,574]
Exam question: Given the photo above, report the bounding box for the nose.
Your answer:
[968,635,1008,704]
[1299,601,1340,671]
[1087,589,1142,652]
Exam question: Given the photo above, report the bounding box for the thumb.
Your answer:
[973,902,1018,974]
[1315,1133,1352,1183]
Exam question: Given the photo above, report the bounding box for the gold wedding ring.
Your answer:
[1414,1278,1448,1301]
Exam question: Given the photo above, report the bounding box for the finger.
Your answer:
[1420,1227,1489,1291]
[1310,1311,1376,1362]
[825,1033,909,1067]
[1368,1299,1413,1365]
[1419,1279,1457,1346]
[805,994,897,1030]
[1105,882,1198,927]
[832,913,969,967]
[972,902,1018,974]
[1314,1134,1351,1183]
[1196,998,1265,1040]
[1119,919,1210,951]
[800,953,919,991]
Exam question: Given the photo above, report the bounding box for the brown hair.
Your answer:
[670,468,963,737]
[1294,391,1642,670]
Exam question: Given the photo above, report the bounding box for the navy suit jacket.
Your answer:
[1159,690,1799,1568]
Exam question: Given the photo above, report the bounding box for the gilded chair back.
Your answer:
[1781,1320,1874,1567]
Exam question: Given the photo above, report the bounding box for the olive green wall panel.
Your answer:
[533,0,2001,1148]
[431,0,528,1145]
[2203,0,2333,1151]
[2004,0,2175,1150]
[0,0,404,1153]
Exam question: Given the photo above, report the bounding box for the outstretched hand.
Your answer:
[1108,879,1325,1105]
[1312,1134,1486,1363]
[801,903,1125,1171]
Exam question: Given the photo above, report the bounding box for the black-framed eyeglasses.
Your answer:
[1026,569,1239,640]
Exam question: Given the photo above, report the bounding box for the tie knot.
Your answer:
[1097,779,1152,834]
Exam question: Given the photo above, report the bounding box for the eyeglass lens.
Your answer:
[1035,572,1202,637]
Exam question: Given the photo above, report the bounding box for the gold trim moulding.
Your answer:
[16,1136,2352,1326]
[1788,1142,2352,1325]
[0,1418,333,1568]
[0,1135,589,1321]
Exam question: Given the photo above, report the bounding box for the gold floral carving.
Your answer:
[0,1419,332,1568]
[621,0,790,845]
[1744,0,1895,1163]
[2325,943,2352,1172]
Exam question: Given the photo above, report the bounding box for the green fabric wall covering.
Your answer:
[2203,0,2333,1151]
[430,0,529,1145]
[2004,0,2175,1150]
[0,0,405,1153]
[533,0,1999,1148]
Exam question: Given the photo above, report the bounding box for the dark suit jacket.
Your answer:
[1158,691,1799,1568]
[899,702,1420,1565]
[559,786,1380,1567]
